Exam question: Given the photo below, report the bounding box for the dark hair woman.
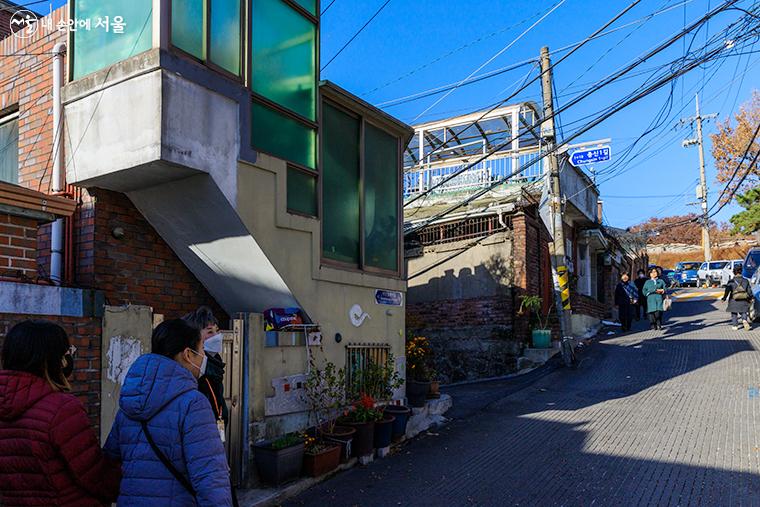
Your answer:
[643,267,667,330]
[0,320,121,506]
[104,319,232,506]
[722,264,754,331]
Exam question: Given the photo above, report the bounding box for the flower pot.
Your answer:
[253,441,304,486]
[373,414,395,449]
[531,329,552,349]
[428,380,441,399]
[321,424,355,464]
[338,419,375,457]
[383,405,411,443]
[406,380,431,407]
[303,444,341,477]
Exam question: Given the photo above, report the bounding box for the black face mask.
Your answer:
[62,353,74,378]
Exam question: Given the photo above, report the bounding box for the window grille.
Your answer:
[345,343,391,400]
[417,214,509,246]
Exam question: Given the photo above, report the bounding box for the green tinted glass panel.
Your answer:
[364,124,399,271]
[172,0,205,59]
[0,117,18,184]
[251,101,316,169]
[72,0,152,80]
[292,0,317,15]
[210,0,241,74]
[322,104,360,265]
[252,0,316,120]
[287,167,317,216]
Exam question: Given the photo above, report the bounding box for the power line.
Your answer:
[410,0,567,123]
[321,0,392,72]
[321,0,338,15]
[405,7,754,236]
[405,0,738,209]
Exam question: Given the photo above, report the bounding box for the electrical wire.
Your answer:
[321,0,392,72]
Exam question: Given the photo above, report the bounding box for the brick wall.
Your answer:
[0,214,37,279]
[571,292,609,320]
[0,313,102,431]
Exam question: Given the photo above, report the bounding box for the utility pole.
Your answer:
[680,93,717,262]
[540,46,572,338]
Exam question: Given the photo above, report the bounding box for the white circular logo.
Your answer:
[10,10,40,39]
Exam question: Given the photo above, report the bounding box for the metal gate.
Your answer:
[220,319,244,485]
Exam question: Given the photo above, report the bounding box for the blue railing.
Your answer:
[403,152,544,199]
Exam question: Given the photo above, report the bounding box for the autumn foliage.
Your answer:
[628,214,727,245]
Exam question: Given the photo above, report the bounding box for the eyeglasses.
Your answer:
[67,345,77,357]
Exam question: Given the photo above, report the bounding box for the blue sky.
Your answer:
[30,0,759,228]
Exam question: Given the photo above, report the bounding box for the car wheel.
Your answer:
[751,303,757,323]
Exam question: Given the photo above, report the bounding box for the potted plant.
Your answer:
[253,433,304,485]
[518,295,553,349]
[302,357,355,464]
[406,336,433,407]
[338,393,382,458]
[302,434,341,477]
[383,404,412,443]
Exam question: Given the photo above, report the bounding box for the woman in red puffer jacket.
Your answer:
[0,320,121,506]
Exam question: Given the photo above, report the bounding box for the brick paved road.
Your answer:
[285,296,760,506]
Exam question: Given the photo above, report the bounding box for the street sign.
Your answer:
[570,146,611,166]
[375,289,403,306]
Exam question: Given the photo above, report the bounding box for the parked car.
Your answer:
[719,259,743,286]
[703,261,729,286]
[697,262,708,286]
[744,247,760,321]
[662,269,677,286]
[675,261,702,287]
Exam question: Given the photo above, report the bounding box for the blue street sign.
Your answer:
[570,146,611,166]
[375,289,403,306]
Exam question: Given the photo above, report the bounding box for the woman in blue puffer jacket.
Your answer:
[104,319,232,506]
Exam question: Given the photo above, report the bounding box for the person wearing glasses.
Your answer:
[0,320,121,506]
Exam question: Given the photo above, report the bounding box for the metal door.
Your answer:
[220,319,244,485]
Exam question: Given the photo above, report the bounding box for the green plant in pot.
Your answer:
[518,295,553,349]
[405,336,433,408]
[253,432,304,485]
[363,354,404,450]
[302,355,355,464]
[338,393,382,458]
[302,434,341,477]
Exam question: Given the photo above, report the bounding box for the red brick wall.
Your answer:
[0,313,102,431]
[571,293,609,320]
[0,214,38,279]
[406,295,513,331]
[89,188,228,323]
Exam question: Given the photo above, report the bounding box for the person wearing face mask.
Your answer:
[0,320,121,506]
[104,319,232,507]
[182,307,229,430]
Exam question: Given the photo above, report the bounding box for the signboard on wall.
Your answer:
[375,289,403,306]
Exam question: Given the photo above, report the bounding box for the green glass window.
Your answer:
[251,101,316,170]
[209,0,241,74]
[322,104,360,264]
[72,0,153,80]
[0,115,18,184]
[287,167,317,216]
[172,0,205,59]
[364,124,399,271]
[252,0,316,120]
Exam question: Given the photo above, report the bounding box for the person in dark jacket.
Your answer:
[0,320,121,507]
[182,307,229,427]
[643,267,667,331]
[633,269,648,320]
[615,272,637,331]
[104,319,232,507]
[722,265,754,331]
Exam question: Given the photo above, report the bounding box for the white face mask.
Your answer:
[188,349,208,377]
[204,333,223,354]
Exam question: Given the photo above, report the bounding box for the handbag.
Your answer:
[140,421,197,497]
[663,296,672,311]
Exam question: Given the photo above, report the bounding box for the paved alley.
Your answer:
[285,292,760,506]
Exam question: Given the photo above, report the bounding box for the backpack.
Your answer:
[733,279,750,301]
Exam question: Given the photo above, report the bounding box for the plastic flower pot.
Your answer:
[303,444,341,477]
[253,440,304,486]
[531,329,552,349]
[406,380,431,407]
[373,414,396,449]
[338,419,375,457]
[321,424,356,464]
[383,405,411,443]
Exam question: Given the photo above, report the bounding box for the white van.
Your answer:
[720,259,744,286]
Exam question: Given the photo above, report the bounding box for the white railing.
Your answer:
[403,152,544,199]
